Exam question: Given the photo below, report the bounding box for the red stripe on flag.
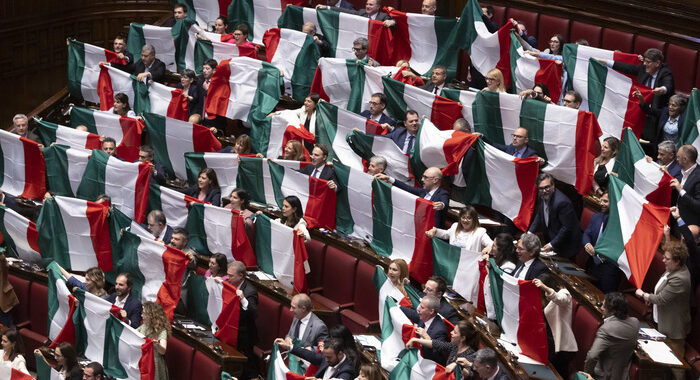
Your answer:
[292,233,309,294]
[48,294,77,348]
[430,96,464,131]
[431,364,454,380]
[304,176,337,229]
[364,119,388,135]
[511,157,539,231]
[158,246,190,321]
[167,89,190,121]
[19,137,46,200]
[283,124,316,162]
[623,83,653,138]
[139,337,157,380]
[387,9,411,63]
[477,260,487,313]
[625,203,669,288]
[132,162,152,223]
[574,111,603,195]
[408,198,436,283]
[192,123,223,152]
[612,51,640,65]
[263,28,282,63]
[310,66,329,102]
[204,59,233,119]
[645,172,673,206]
[495,22,516,88]
[97,64,116,111]
[533,59,563,104]
[230,210,257,267]
[103,49,127,65]
[85,202,113,271]
[281,0,304,11]
[441,132,477,176]
[286,371,306,380]
[117,116,144,162]
[110,304,127,322]
[26,221,40,254]
[367,19,393,66]
[401,324,418,345]
[214,281,241,348]
[85,133,103,151]
[516,279,549,364]
[217,0,229,17]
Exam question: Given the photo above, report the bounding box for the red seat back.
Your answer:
[489,5,506,27]
[191,350,222,379]
[350,261,379,323]
[686,286,700,352]
[571,304,602,373]
[536,15,570,52]
[7,274,30,325]
[29,282,48,336]
[320,247,358,305]
[570,22,602,47]
[633,35,666,56]
[255,294,281,352]
[164,336,195,380]
[506,9,538,40]
[279,306,294,341]
[602,29,634,53]
[399,0,422,13]
[666,44,697,94]
[306,239,327,292]
[580,207,595,231]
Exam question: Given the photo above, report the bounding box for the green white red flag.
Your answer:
[680,88,700,151]
[263,27,321,102]
[69,106,143,162]
[47,262,77,348]
[255,214,310,293]
[0,205,40,262]
[227,0,304,44]
[0,129,46,200]
[67,39,127,104]
[509,30,563,102]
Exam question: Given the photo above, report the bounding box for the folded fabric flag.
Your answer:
[409,117,478,180]
[127,22,179,71]
[47,262,77,347]
[0,205,40,262]
[43,145,91,197]
[176,0,230,27]
[431,238,484,307]
[378,296,417,371]
[381,76,463,130]
[193,38,257,75]
[346,129,413,185]
[184,152,241,202]
[277,5,322,33]
[269,341,306,380]
[388,347,455,380]
[0,129,46,200]
[183,275,241,342]
[35,119,102,152]
[509,30,563,102]
[373,265,420,323]
[147,183,202,229]
[680,88,700,151]
[69,106,143,162]
[255,214,309,293]
[34,352,60,380]
[227,0,304,44]
[67,39,127,103]
[249,109,315,159]
[264,27,320,102]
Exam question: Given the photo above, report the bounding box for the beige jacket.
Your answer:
[543,288,578,352]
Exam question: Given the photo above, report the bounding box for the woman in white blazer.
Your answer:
[426,206,492,252]
[294,93,320,135]
[534,273,577,378]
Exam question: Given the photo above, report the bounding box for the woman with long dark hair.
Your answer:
[277,195,309,242]
[186,167,221,206]
[0,329,27,374]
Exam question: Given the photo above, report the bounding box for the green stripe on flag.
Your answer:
[381,76,408,122]
[593,177,626,263]
[433,17,460,79]
[380,296,398,340]
[680,88,700,149]
[46,261,63,333]
[346,61,368,114]
[440,88,461,103]
[613,128,645,188]
[487,258,504,326]
[43,144,74,197]
[277,5,306,30]
[116,231,146,302]
[463,139,493,207]
[409,118,429,181]
[388,348,420,380]
[184,273,214,326]
[268,160,287,209]
[72,287,89,356]
[126,23,148,62]
[254,213,275,274]
[518,98,548,161]
[35,119,59,147]
[249,117,273,155]
[315,101,340,162]
[473,91,506,144]
[172,19,196,72]
[586,58,608,117]
[185,203,211,255]
[108,208,133,284]
[194,39,215,75]
[143,112,176,176]
[103,316,129,379]
[249,63,285,123]
[67,39,86,100]
[132,76,152,115]
[332,161,355,235]
[147,183,164,216]
[238,156,268,204]
[228,0,256,42]
[431,238,461,284]
[70,107,99,135]
[184,152,208,186]
[316,8,340,57]
[369,179,393,257]
[562,44,578,91]
[290,34,321,102]
[36,197,71,269]
[77,149,110,201]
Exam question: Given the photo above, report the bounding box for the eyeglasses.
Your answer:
[538,184,554,191]
[368,101,382,106]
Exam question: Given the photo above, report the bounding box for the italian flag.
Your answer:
[334,161,378,240]
[586,58,653,139]
[346,129,414,185]
[249,109,315,160]
[227,0,304,44]
[76,149,151,222]
[193,38,257,75]
[204,57,283,123]
[69,106,143,163]
[373,265,420,323]
[613,128,673,206]
[35,352,60,379]
[43,145,91,197]
[269,342,306,380]
[389,347,454,380]
[314,100,387,170]
[183,275,241,344]
[386,8,458,77]
[142,112,222,179]
[184,152,241,202]
[255,214,310,293]
[519,98,603,195]
[35,119,102,151]
[126,23,178,71]
[67,39,127,104]
[509,30,563,103]
[147,183,202,229]
[0,205,40,261]
[36,196,112,272]
[264,28,321,102]
[464,139,539,231]
[595,176,670,288]
[381,76,464,131]
[310,57,394,114]
[47,262,77,347]
[379,296,417,371]
[97,64,190,121]
[680,88,700,151]
[561,43,639,111]
[72,289,124,362]
[488,259,549,364]
[0,129,46,200]
[176,0,232,28]
[431,238,485,310]
[185,203,257,265]
[449,0,515,86]
[237,156,336,229]
[277,5,323,34]
[409,117,478,180]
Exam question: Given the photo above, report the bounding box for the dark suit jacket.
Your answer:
[419,82,451,94]
[299,164,338,184]
[106,292,142,328]
[360,110,396,128]
[286,312,329,348]
[511,258,549,281]
[438,298,459,325]
[112,51,134,73]
[582,212,606,248]
[331,0,355,10]
[392,181,450,227]
[161,225,173,245]
[678,166,700,225]
[667,160,682,180]
[400,306,449,364]
[492,142,538,158]
[678,222,699,287]
[380,126,414,152]
[176,82,204,116]
[528,189,582,258]
[184,186,221,207]
[131,58,166,84]
[291,345,357,380]
[237,280,258,350]
[335,7,392,22]
[151,161,167,185]
[584,316,639,380]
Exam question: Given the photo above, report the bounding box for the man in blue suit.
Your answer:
[146,210,173,245]
[323,0,355,10]
[400,295,449,365]
[657,140,681,180]
[378,110,419,154]
[280,338,357,379]
[106,273,142,328]
[490,127,539,159]
[360,93,396,129]
[582,192,621,293]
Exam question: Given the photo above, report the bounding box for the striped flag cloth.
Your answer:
[36,196,112,271]
[0,129,46,200]
[67,39,127,103]
[237,156,336,229]
[464,139,539,231]
[185,203,257,265]
[127,22,178,71]
[184,152,241,201]
[69,106,143,162]
[0,363,33,380]
[43,145,91,197]
[373,266,420,322]
[443,88,523,144]
[378,296,417,371]
[147,183,202,228]
[227,0,304,44]
[586,58,653,139]
[176,0,231,28]
[97,64,189,121]
[117,231,191,320]
[193,38,257,75]
[409,117,478,180]
[381,76,464,130]
[142,112,222,179]
[448,0,515,86]
[386,9,458,77]
[310,57,394,114]
[431,238,485,307]
[488,259,549,364]
[333,162,378,240]
[595,176,670,288]
[183,275,241,344]
[72,289,124,362]
[509,30,563,102]
[680,88,700,151]
[76,149,151,222]
[47,262,77,347]
[0,205,40,263]
[613,128,673,206]
[264,28,320,101]
[255,214,310,293]
[562,43,639,111]
[389,348,455,380]
[35,119,102,151]
[277,5,322,32]
[35,353,60,379]
[249,109,315,159]
[346,129,413,185]
[204,57,283,123]
[269,342,306,380]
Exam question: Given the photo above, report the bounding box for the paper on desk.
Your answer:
[496,338,545,365]
[638,340,682,365]
[355,335,382,351]
[252,271,277,281]
[639,327,666,340]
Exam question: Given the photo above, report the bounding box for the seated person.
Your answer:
[656,140,681,180]
[367,155,387,175]
[421,276,459,324]
[278,338,357,380]
[111,34,133,73]
[393,60,424,87]
[302,22,330,57]
[511,232,549,280]
[272,195,310,242]
[10,114,41,144]
[185,168,221,206]
[486,126,538,159]
[198,59,217,94]
[320,0,391,21]
[230,24,256,49]
[519,83,554,104]
[205,253,228,279]
[281,140,305,161]
[0,329,29,374]
[482,68,506,92]
[161,3,188,27]
[473,348,508,380]
[361,93,395,127]
[351,37,379,67]
[299,144,338,190]
[672,145,700,225]
[224,188,255,242]
[406,320,479,378]
[420,65,450,94]
[101,137,118,157]
[131,44,166,84]
[562,90,582,109]
[138,145,166,185]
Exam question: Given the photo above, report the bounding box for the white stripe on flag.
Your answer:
[571,46,616,111]
[0,131,27,197]
[483,143,524,220]
[82,44,108,103]
[402,85,434,121]
[226,58,265,120]
[540,105,578,185]
[252,0,282,44]
[159,186,190,228]
[164,118,196,178]
[66,148,91,196]
[279,167,311,211]
[273,29,308,94]
[470,21,500,75]
[346,168,374,240]
[333,109,366,170]
[318,58,353,109]
[205,276,224,328]
[596,71,633,139]
[55,125,90,149]
[406,14,439,74]
[202,153,239,202]
[142,24,177,70]
[267,110,302,158]
[2,207,39,261]
[362,65,395,112]
[202,204,234,260]
[269,219,296,288]
[389,186,418,263]
[82,291,114,363]
[55,197,99,270]
[617,185,645,277]
[192,0,221,28]
[336,14,370,59]
[104,156,139,219]
[49,277,72,340]
[102,66,136,108]
[499,273,521,345]
[135,237,168,302]
[91,110,126,143]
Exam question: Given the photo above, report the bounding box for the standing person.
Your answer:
[582,192,622,293]
[0,329,28,374]
[592,137,620,195]
[138,302,171,380]
[176,69,204,123]
[55,343,82,380]
[399,295,449,364]
[57,264,108,299]
[131,44,166,84]
[111,34,133,72]
[294,93,320,134]
[224,188,255,242]
[0,254,18,327]
[426,206,492,251]
[273,195,310,242]
[230,24,256,49]
[106,273,142,328]
[376,166,449,227]
[299,144,338,190]
[483,68,506,92]
[109,93,136,117]
[671,145,700,225]
[485,233,518,272]
[225,261,258,380]
[386,259,410,304]
[285,293,328,349]
[205,253,228,279]
[511,233,549,280]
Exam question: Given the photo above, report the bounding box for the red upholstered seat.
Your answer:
[20,328,48,371]
[686,286,700,377]
[490,5,506,27]
[602,29,634,53]
[640,251,665,292]
[696,60,700,91]
[191,350,222,379]
[580,207,595,231]
[666,44,698,94]
[633,35,666,55]
[506,9,538,40]
[29,282,48,336]
[340,260,379,333]
[628,362,639,380]
[7,274,30,326]
[570,302,602,373]
[399,0,422,13]
[306,239,327,294]
[310,246,358,321]
[279,306,294,341]
[252,293,281,359]
[164,336,195,380]
[570,22,602,47]
[536,15,570,52]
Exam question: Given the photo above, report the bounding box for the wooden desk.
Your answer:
[171,320,247,377]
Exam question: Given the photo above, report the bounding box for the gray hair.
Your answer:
[12,114,28,123]
[142,43,156,55]
[453,118,471,133]
[669,94,688,110]
[147,210,166,225]
[369,155,387,170]
[302,22,317,34]
[474,348,498,368]
[292,293,312,311]
[353,37,369,50]
[520,232,541,256]
[422,295,440,311]
[228,260,246,275]
[657,140,677,154]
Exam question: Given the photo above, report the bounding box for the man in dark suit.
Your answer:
[672,145,700,225]
[670,206,700,287]
[130,44,166,84]
[421,276,458,324]
[323,0,355,10]
[488,127,539,159]
[161,3,188,27]
[145,210,173,245]
[111,35,133,73]
[106,273,142,328]
[226,261,258,379]
[528,173,582,259]
[657,140,682,180]
[511,232,548,280]
[326,0,392,22]
[584,292,639,380]
[360,93,396,128]
[280,338,357,379]
[400,295,449,364]
[420,66,450,94]
[302,22,331,57]
[299,144,338,191]
[582,192,621,293]
[378,110,418,154]
[473,348,509,380]
[10,114,41,145]
[285,293,328,348]
[138,145,167,185]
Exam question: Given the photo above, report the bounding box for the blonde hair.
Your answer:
[487,68,506,92]
[86,267,107,297]
[284,140,304,161]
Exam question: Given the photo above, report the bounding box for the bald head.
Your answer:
[512,127,529,149]
[689,225,700,244]
[422,0,437,15]
[422,167,442,191]
[301,22,316,35]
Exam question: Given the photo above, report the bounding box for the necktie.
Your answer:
[543,201,550,226]
[433,86,439,94]
[312,168,319,178]
[406,135,415,153]
[513,264,524,278]
[293,319,301,339]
